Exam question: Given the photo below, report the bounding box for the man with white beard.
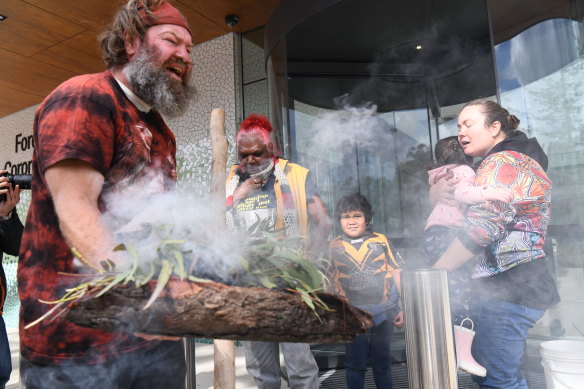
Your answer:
[17,1,193,388]
[226,114,333,389]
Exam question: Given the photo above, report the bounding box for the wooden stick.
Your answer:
[210,108,228,198]
[208,108,235,389]
[214,339,235,389]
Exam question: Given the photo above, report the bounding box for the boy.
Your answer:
[327,193,404,389]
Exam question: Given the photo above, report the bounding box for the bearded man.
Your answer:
[17,1,193,387]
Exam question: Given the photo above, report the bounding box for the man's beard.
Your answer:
[124,44,195,117]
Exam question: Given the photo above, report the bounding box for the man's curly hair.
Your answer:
[99,0,164,69]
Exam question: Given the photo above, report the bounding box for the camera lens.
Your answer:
[12,175,32,190]
[0,173,33,202]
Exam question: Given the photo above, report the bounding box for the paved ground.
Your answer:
[6,329,547,389]
[6,329,285,389]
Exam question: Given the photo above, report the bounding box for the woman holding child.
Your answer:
[432,99,559,389]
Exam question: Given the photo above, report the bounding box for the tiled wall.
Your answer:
[0,32,240,328]
[169,32,241,193]
[242,35,269,118]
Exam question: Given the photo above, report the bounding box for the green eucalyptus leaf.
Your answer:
[96,272,127,297]
[113,243,127,251]
[161,239,186,245]
[187,275,213,283]
[174,250,187,280]
[124,244,139,283]
[259,277,277,289]
[99,259,117,273]
[300,291,315,310]
[135,262,156,287]
[143,259,173,310]
[239,257,250,271]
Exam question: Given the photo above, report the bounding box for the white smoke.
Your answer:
[100,172,243,284]
[309,104,391,153]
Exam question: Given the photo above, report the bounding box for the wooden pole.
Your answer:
[210,108,229,198]
[208,108,235,389]
[214,339,235,389]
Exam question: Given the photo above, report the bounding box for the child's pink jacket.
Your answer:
[425,164,486,230]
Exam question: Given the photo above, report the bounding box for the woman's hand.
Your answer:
[232,177,266,206]
[483,187,514,203]
[429,170,459,206]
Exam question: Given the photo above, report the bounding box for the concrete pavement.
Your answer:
[6,329,288,389]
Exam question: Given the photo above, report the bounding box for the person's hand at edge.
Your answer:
[393,311,404,328]
[0,170,21,217]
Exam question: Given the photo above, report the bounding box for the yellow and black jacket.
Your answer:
[327,232,403,306]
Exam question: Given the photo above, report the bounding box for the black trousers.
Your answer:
[20,340,185,389]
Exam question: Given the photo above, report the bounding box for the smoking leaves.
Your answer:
[29,224,332,328]
[238,231,333,320]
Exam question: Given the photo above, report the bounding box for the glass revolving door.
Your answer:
[266,0,498,246]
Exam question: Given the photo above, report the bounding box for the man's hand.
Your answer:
[429,170,458,206]
[392,311,404,328]
[232,177,265,206]
[0,170,21,217]
[45,160,123,271]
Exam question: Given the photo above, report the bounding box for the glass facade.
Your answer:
[262,0,501,262]
[243,0,584,372]
[493,17,584,340]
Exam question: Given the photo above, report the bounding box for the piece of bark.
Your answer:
[65,280,373,343]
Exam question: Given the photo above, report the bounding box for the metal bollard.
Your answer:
[184,336,197,389]
[401,269,457,389]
